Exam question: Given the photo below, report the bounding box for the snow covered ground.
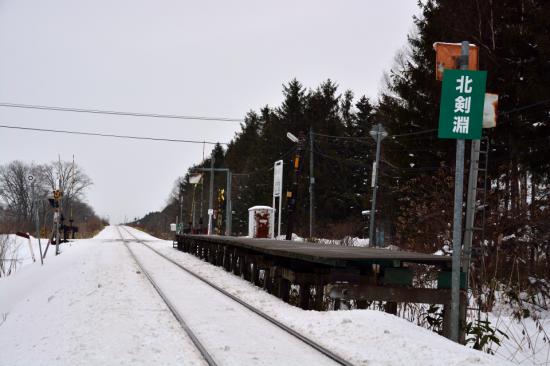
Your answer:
[485,301,550,365]
[0,234,50,275]
[0,226,511,365]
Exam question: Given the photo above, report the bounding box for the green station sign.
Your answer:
[438,69,487,140]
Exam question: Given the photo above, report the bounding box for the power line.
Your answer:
[233,146,297,177]
[313,148,369,168]
[501,99,550,115]
[313,133,375,146]
[0,102,245,123]
[390,129,438,137]
[312,131,371,141]
[313,128,437,141]
[0,124,228,145]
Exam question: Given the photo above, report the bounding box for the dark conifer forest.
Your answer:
[139,0,550,285]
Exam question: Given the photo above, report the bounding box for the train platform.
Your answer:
[175,234,464,341]
[180,234,452,267]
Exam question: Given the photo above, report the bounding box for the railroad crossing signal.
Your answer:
[438,69,487,140]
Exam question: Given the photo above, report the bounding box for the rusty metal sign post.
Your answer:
[437,41,487,342]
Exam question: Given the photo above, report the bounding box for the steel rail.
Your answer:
[120,226,355,366]
[115,226,218,366]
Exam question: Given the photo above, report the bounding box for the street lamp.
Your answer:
[286,132,299,143]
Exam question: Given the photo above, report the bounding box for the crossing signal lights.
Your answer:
[218,188,225,203]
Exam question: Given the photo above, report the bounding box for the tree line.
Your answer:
[0,160,106,237]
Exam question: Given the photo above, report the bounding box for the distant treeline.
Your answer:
[0,160,107,238]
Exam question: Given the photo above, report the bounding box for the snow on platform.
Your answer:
[0,226,507,366]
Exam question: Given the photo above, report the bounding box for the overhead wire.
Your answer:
[6,99,547,177]
[0,124,228,145]
[313,149,370,168]
[0,102,244,123]
[390,129,438,137]
[312,127,438,141]
[2,97,549,123]
[312,130,447,174]
[232,146,297,177]
[501,98,550,115]
[312,133,375,148]
[312,131,371,141]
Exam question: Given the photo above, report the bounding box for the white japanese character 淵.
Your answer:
[454,96,471,113]
[452,116,469,134]
[456,75,473,93]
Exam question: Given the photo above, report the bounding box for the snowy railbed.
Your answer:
[126,227,505,366]
[0,232,204,366]
[0,226,523,365]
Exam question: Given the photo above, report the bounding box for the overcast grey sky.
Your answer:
[0,0,420,224]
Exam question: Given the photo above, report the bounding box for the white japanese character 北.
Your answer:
[456,75,473,93]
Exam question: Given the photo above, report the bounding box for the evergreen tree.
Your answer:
[376,0,550,280]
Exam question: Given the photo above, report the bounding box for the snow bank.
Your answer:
[0,234,62,276]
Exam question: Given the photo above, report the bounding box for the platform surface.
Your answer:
[180,235,452,267]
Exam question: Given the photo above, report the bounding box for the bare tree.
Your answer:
[0,235,19,277]
[0,160,93,233]
[0,161,46,226]
[38,160,92,203]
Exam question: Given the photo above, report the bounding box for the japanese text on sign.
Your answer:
[438,69,487,140]
[452,76,473,134]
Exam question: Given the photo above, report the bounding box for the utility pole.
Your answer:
[226,170,232,236]
[179,183,184,234]
[449,41,470,342]
[285,132,305,240]
[369,123,387,247]
[199,142,206,233]
[309,128,315,239]
[69,156,75,239]
[207,153,215,235]
[30,177,44,265]
[35,198,43,265]
[55,177,62,255]
[191,190,195,231]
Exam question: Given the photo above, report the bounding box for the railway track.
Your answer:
[117,225,354,366]
[115,226,216,366]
